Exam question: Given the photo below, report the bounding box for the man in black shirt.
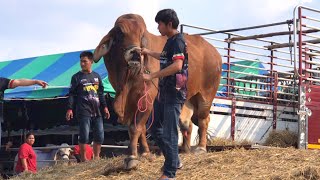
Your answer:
[66,51,110,162]
[0,78,47,148]
[141,9,188,180]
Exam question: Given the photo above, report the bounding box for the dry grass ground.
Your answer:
[264,130,298,148]
[7,130,311,180]
[9,147,320,180]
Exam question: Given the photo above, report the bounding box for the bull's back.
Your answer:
[149,33,222,100]
[185,35,222,99]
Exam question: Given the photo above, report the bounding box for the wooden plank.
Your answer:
[212,98,232,105]
[236,109,272,117]
[276,121,298,132]
[211,105,297,119]
[210,106,231,113]
[277,114,298,120]
[9,144,128,151]
[212,99,296,112]
[235,116,266,121]
[1,124,128,137]
[211,98,297,121]
[235,101,273,110]
[236,109,296,119]
[276,106,297,112]
[235,117,272,143]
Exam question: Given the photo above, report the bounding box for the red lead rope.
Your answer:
[134,81,154,131]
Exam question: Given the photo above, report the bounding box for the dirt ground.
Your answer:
[9,146,320,180]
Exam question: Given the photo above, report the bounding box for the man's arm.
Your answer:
[66,76,77,121]
[10,79,47,89]
[0,77,10,92]
[141,48,161,60]
[67,76,77,110]
[97,76,107,108]
[97,76,110,119]
[143,60,183,81]
[147,37,186,80]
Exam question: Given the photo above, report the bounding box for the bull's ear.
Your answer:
[93,30,114,63]
[141,32,148,48]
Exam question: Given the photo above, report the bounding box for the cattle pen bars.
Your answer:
[180,7,320,147]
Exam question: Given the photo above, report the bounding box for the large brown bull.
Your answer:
[93,14,222,169]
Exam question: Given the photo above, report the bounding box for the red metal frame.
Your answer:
[231,97,236,140]
[227,34,232,97]
[297,6,320,147]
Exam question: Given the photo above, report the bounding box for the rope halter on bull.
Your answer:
[123,36,155,132]
[134,80,154,132]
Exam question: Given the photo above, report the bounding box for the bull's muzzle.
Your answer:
[128,50,141,68]
[124,46,143,75]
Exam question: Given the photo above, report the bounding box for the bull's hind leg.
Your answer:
[194,94,212,154]
[181,121,193,153]
[195,115,209,154]
[179,100,194,153]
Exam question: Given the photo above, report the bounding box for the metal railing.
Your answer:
[181,18,301,106]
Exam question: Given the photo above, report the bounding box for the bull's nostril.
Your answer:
[131,52,141,61]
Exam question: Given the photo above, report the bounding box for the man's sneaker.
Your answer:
[158,174,176,180]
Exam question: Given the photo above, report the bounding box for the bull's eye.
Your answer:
[114,27,124,44]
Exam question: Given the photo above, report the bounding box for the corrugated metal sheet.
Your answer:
[0,50,115,99]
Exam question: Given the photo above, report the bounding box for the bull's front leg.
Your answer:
[124,123,141,170]
[139,125,150,156]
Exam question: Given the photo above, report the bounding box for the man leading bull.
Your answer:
[141,9,188,180]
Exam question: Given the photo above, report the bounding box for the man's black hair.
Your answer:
[155,9,179,29]
[80,51,93,60]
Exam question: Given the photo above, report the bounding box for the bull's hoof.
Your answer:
[124,156,140,170]
[117,117,124,124]
[181,145,192,154]
[179,122,189,132]
[140,152,156,162]
[193,147,207,155]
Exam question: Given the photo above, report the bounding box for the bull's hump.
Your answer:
[116,14,146,29]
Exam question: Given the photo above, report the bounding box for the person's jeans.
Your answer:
[151,100,182,178]
[78,116,104,144]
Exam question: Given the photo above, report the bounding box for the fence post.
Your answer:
[273,72,278,129]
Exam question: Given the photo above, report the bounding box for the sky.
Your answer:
[0,0,318,62]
